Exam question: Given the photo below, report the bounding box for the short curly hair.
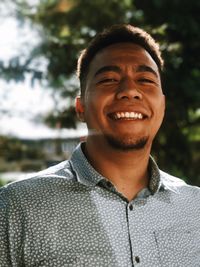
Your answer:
[77,24,164,96]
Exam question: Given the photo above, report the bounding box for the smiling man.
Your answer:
[76,40,165,201]
[0,24,200,267]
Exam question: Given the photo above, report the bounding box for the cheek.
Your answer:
[85,90,111,112]
[84,96,111,129]
[84,97,102,123]
[154,96,165,122]
[147,92,164,116]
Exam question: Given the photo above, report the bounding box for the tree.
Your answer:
[0,0,199,185]
[134,0,200,185]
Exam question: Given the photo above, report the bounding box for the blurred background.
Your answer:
[0,0,199,187]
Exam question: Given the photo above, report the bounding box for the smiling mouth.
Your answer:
[108,111,148,120]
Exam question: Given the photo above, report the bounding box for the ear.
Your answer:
[75,96,85,122]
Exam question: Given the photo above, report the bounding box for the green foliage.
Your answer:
[0,0,199,185]
[134,0,200,185]
[0,136,45,164]
[0,178,7,187]
[45,105,77,128]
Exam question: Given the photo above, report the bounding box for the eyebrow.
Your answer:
[94,64,158,78]
[94,65,121,77]
[136,65,158,77]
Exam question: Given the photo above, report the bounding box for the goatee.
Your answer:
[105,135,148,151]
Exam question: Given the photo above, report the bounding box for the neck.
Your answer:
[84,137,152,201]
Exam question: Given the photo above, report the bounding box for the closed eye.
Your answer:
[138,78,155,84]
[97,78,119,84]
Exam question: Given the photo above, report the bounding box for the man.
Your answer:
[0,24,200,267]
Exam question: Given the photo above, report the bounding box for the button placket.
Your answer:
[106,181,112,188]
[129,204,133,211]
[135,256,140,263]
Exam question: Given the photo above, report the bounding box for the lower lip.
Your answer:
[109,116,146,122]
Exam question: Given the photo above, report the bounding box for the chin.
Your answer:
[105,134,149,151]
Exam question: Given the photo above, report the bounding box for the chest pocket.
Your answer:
[154,227,200,267]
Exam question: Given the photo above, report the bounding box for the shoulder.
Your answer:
[160,170,200,199]
[160,170,186,188]
[0,160,78,203]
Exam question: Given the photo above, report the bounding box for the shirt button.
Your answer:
[106,181,112,188]
[129,204,133,210]
[135,256,140,263]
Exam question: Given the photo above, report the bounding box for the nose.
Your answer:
[116,77,142,100]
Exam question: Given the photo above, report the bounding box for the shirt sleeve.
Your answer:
[0,188,12,266]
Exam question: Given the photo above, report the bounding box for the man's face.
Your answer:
[76,43,165,151]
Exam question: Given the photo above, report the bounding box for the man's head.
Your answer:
[77,24,164,96]
[76,24,165,152]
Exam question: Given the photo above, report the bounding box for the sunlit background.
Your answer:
[0,0,87,184]
[0,3,86,139]
[0,0,199,186]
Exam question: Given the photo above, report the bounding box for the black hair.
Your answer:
[77,24,164,95]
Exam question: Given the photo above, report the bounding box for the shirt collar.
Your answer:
[69,143,177,194]
[148,155,162,194]
[69,143,104,187]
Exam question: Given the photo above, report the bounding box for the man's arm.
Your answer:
[0,189,12,266]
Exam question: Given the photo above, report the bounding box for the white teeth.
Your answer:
[116,113,121,119]
[114,112,143,120]
[125,112,129,118]
[138,113,142,119]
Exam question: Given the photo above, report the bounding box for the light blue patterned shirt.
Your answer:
[0,143,200,267]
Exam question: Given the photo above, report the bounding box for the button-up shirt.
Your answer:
[0,143,200,267]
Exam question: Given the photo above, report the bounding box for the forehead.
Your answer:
[88,42,159,75]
